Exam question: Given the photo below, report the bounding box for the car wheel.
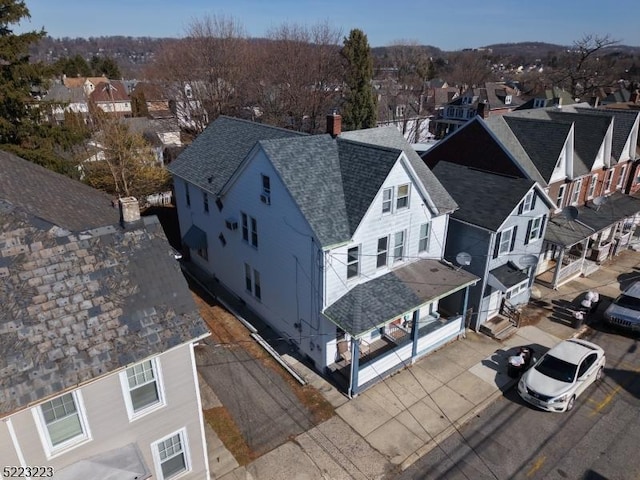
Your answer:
[566,395,576,412]
[596,367,604,381]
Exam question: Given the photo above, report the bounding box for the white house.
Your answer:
[169,115,477,396]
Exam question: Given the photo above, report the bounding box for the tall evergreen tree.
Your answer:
[341,29,376,131]
[0,1,45,144]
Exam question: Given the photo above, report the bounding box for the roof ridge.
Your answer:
[218,115,310,137]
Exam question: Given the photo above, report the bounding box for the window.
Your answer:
[604,169,614,192]
[121,359,164,419]
[185,183,190,207]
[506,280,528,300]
[525,215,546,244]
[153,430,189,480]
[376,237,388,268]
[505,94,512,105]
[570,178,582,205]
[254,269,261,300]
[520,191,534,213]
[396,184,410,210]
[382,188,392,214]
[556,184,566,209]
[347,246,360,279]
[617,164,628,190]
[244,263,261,300]
[587,174,599,199]
[241,213,258,248]
[393,231,405,262]
[418,223,430,253]
[245,263,252,293]
[218,233,226,246]
[196,246,208,261]
[261,174,271,195]
[494,226,517,258]
[203,192,209,213]
[35,391,89,454]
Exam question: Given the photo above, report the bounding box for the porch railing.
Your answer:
[558,253,583,283]
[501,300,521,328]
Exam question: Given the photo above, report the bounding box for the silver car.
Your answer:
[517,339,605,412]
[603,281,640,332]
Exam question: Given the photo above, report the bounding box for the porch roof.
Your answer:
[545,192,640,247]
[323,259,479,337]
[182,224,207,249]
[488,261,529,291]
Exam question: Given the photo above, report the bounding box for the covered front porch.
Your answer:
[536,192,640,289]
[323,259,478,397]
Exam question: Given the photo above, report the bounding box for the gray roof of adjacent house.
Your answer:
[502,116,573,183]
[574,108,639,162]
[0,155,208,415]
[41,83,86,104]
[432,162,536,231]
[339,126,458,214]
[167,116,305,193]
[324,259,478,337]
[0,150,119,232]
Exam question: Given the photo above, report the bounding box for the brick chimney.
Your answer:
[476,101,488,119]
[119,197,141,226]
[326,111,342,137]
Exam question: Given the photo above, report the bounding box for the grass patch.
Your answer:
[203,407,256,466]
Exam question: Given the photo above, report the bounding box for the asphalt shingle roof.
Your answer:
[324,259,478,337]
[574,108,639,163]
[0,156,208,415]
[167,116,306,194]
[432,162,536,231]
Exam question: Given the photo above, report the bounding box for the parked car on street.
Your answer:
[517,339,605,412]
[603,281,640,332]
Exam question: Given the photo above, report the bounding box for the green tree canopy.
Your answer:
[341,29,377,130]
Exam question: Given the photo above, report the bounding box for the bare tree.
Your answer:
[445,50,494,89]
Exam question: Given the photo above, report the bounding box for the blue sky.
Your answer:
[17,0,640,50]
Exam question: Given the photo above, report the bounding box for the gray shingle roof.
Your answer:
[167,116,306,194]
[324,259,478,337]
[432,162,536,231]
[0,157,208,415]
[0,150,119,232]
[502,116,573,183]
[339,126,458,214]
[574,108,639,163]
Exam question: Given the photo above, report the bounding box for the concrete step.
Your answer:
[480,316,517,340]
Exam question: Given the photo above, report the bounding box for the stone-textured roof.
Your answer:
[432,162,535,231]
[0,150,119,232]
[0,156,208,415]
[167,116,305,194]
[502,116,573,183]
[340,126,458,214]
[574,108,639,162]
[324,259,478,337]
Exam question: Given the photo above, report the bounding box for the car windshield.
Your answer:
[534,354,577,383]
[614,294,640,310]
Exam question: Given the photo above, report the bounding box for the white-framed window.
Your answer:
[604,169,614,192]
[376,237,388,268]
[556,184,566,209]
[587,173,599,199]
[418,223,430,253]
[347,246,360,279]
[393,230,405,262]
[241,212,258,248]
[261,174,271,195]
[33,391,91,457]
[253,269,261,300]
[245,263,252,293]
[495,226,516,258]
[505,94,512,105]
[525,215,546,244]
[506,279,528,300]
[120,358,165,420]
[396,184,410,210]
[382,188,392,214]
[152,429,190,480]
[244,263,262,300]
[617,164,628,190]
[570,178,582,205]
[521,191,534,213]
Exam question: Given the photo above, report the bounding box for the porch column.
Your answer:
[461,286,470,333]
[348,337,360,398]
[410,310,420,359]
[551,247,565,289]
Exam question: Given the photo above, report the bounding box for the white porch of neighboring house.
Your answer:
[536,192,640,289]
[324,259,478,397]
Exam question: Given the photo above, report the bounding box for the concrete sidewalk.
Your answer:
[209,250,640,479]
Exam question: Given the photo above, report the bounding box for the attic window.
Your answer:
[505,95,512,105]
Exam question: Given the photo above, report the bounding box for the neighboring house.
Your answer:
[130,82,174,119]
[123,117,182,165]
[168,114,478,397]
[431,82,526,139]
[422,104,640,289]
[514,87,576,111]
[39,82,89,124]
[89,80,132,117]
[0,151,210,479]
[168,83,209,132]
[432,163,555,335]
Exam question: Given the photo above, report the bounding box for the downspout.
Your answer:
[348,338,360,398]
[410,310,420,360]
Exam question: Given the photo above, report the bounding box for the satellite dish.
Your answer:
[455,252,472,267]
[562,206,579,221]
[519,254,538,268]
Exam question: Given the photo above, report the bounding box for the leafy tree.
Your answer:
[53,54,92,77]
[341,29,377,130]
[90,55,121,78]
[0,1,46,144]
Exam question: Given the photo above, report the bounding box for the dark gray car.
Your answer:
[603,281,640,332]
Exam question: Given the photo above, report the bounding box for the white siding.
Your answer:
[0,344,207,479]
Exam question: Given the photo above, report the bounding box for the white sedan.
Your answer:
[517,339,605,412]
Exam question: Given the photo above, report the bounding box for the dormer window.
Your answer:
[505,95,512,105]
[260,174,271,205]
[396,184,410,209]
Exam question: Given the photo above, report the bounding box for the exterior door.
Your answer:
[486,288,502,319]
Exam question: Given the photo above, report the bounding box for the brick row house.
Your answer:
[422,104,640,291]
[168,114,478,397]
